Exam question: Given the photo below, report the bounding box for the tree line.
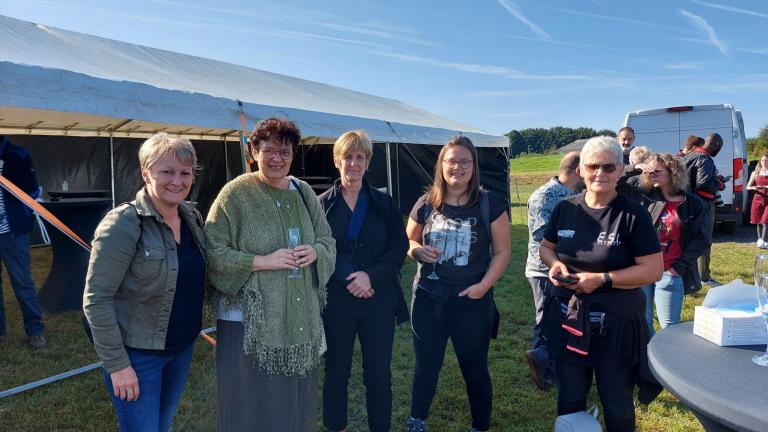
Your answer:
[748,125,768,158]
[506,126,616,157]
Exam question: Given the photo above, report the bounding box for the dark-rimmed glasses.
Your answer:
[443,159,473,169]
[583,163,617,174]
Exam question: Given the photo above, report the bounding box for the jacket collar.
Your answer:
[324,177,382,212]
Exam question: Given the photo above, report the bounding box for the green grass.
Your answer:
[509,154,563,173]
[0,197,757,431]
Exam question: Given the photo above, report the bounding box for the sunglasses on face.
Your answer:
[583,163,617,174]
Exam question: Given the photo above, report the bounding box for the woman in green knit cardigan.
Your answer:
[204,118,335,432]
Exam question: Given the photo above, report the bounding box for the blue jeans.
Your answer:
[642,271,685,337]
[103,343,195,432]
[0,232,44,336]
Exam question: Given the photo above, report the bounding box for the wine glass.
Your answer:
[426,231,445,280]
[753,254,768,366]
[287,227,302,279]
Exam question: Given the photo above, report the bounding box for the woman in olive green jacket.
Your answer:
[83,133,206,432]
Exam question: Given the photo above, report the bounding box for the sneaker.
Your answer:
[407,417,427,432]
[525,349,552,391]
[758,239,766,249]
[28,334,46,349]
[703,279,722,287]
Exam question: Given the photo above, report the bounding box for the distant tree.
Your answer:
[749,125,768,158]
[506,126,615,156]
[596,129,617,137]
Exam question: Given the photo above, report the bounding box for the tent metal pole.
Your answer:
[385,142,393,197]
[109,135,116,208]
[223,137,232,181]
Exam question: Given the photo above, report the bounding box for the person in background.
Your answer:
[680,133,723,284]
[678,135,704,157]
[319,130,409,432]
[405,136,510,432]
[629,153,710,335]
[622,146,652,189]
[539,136,663,432]
[204,117,335,432]
[525,150,581,391]
[0,135,45,349]
[747,152,768,249]
[617,127,635,165]
[83,133,206,432]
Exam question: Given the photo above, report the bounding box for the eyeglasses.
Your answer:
[582,163,617,174]
[341,154,368,164]
[443,159,473,169]
[259,148,293,159]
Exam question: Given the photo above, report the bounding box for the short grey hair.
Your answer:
[580,136,624,166]
[629,146,651,166]
[138,132,199,171]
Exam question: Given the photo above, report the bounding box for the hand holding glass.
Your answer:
[426,231,446,280]
[287,228,302,279]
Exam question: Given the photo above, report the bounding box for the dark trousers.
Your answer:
[698,200,715,280]
[410,289,494,431]
[0,232,44,336]
[527,276,550,349]
[555,359,636,432]
[322,311,396,432]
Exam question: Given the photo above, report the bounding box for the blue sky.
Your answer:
[2,0,768,137]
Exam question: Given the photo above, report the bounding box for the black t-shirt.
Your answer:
[543,192,660,295]
[542,192,661,369]
[412,194,508,289]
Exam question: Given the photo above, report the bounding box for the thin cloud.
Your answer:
[496,0,553,41]
[737,47,768,55]
[519,2,682,32]
[691,0,768,19]
[663,61,705,70]
[315,22,439,47]
[679,9,728,56]
[370,51,589,80]
[279,31,391,49]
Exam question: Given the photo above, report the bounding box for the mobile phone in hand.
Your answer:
[554,274,578,285]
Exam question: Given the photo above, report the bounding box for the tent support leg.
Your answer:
[109,135,116,208]
[385,142,393,197]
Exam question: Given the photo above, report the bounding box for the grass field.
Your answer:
[0,157,759,431]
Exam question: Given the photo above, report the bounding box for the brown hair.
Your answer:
[426,136,481,209]
[249,117,301,155]
[640,153,688,195]
[682,135,704,154]
[138,132,198,172]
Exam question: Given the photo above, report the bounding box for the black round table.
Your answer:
[38,198,112,313]
[648,321,768,432]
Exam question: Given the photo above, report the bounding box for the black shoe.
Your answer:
[525,349,552,391]
[28,334,47,349]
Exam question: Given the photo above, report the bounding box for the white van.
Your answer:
[623,104,748,233]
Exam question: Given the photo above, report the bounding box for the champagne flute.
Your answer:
[287,227,302,279]
[426,231,445,280]
[753,254,768,366]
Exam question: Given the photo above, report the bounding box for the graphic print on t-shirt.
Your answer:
[427,212,473,266]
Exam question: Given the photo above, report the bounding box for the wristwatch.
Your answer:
[602,272,613,289]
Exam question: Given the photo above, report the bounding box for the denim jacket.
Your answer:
[83,188,206,373]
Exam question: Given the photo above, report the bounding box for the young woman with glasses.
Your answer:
[405,136,510,432]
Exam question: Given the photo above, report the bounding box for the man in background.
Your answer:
[0,135,46,348]
[681,132,723,284]
[618,127,635,165]
[524,151,582,390]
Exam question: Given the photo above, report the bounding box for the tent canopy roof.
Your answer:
[0,15,507,147]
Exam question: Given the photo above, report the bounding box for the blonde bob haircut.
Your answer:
[333,130,373,161]
[138,132,199,172]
